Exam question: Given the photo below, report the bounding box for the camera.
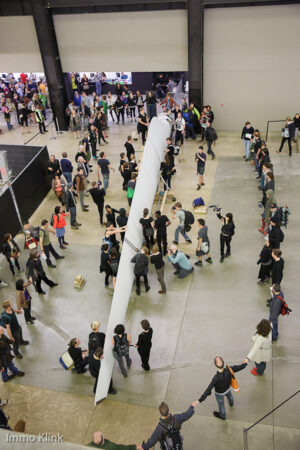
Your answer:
[171,206,176,211]
[209,205,222,213]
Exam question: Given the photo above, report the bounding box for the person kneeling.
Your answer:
[167,245,194,278]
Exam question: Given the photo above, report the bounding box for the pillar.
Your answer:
[188,0,204,108]
[31,0,69,130]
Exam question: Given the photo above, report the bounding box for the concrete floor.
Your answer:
[0,117,299,449]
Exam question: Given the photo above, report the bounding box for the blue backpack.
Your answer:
[193,197,205,207]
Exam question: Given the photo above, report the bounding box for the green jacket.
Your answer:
[88,439,136,450]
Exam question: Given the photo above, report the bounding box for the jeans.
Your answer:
[43,243,60,266]
[147,104,156,121]
[255,361,267,375]
[113,350,131,377]
[79,190,85,210]
[215,391,233,419]
[103,174,109,192]
[270,318,278,341]
[279,137,292,156]
[207,140,215,156]
[172,262,194,279]
[243,139,251,160]
[186,125,196,140]
[2,361,20,382]
[135,274,149,294]
[254,155,260,173]
[95,81,102,96]
[175,225,190,242]
[220,234,232,257]
[63,172,72,184]
[69,206,77,226]
[24,300,33,322]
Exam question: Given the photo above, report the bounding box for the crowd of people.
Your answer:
[0,81,295,448]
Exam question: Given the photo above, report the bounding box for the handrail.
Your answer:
[265,119,285,142]
[243,389,300,450]
[24,119,54,145]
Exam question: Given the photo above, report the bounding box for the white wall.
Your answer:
[204,5,300,131]
[0,17,43,73]
[53,10,188,72]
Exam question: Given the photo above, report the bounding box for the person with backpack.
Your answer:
[198,356,247,420]
[1,300,29,359]
[131,248,150,296]
[195,219,213,267]
[243,319,272,376]
[267,284,284,341]
[172,202,192,245]
[39,219,64,267]
[205,121,217,160]
[112,324,132,378]
[140,400,199,450]
[1,233,23,277]
[26,249,58,295]
[167,245,194,279]
[217,212,235,263]
[139,208,154,250]
[16,279,36,325]
[0,326,25,382]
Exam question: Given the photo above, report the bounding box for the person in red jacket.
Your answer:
[52,206,70,249]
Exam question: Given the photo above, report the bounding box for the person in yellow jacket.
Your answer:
[35,105,47,134]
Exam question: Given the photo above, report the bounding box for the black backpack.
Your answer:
[211,128,218,141]
[31,226,41,242]
[135,254,146,275]
[183,210,194,232]
[88,332,105,353]
[114,333,129,357]
[159,416,183,450]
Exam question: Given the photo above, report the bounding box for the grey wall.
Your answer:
[204,5,300,131]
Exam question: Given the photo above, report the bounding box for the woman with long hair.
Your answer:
[244,319,272,376]
[217,212,235,263]
[160,153,175,191]
[52,205,70,249]
[1,233,23,276]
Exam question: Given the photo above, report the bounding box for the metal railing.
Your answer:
[265,119,285,141]
[243,389,300,450]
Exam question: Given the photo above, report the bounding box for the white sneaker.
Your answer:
[0,281,8,288]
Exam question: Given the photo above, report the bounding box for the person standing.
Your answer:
[150,244,166,294]
[26,249,58,295]
[257,237,272,285]
[195,146,207,190]
[127,92,137,122]
[100,244,112,287]
[217,212,235,263]
[140,401,198,450]
[35,105,47,134]
[65,184,81,230]
[47,155,60,180]
[89,125,98,160]
[154,210,170,256]
[268,284,284,341]
[135,320,153,371]
[1,234,23,277]
[241,121,254,161]
[198,356,247,420]
[195,219,213,267]
[0,326,25,382]
[271,249,284,285]
[16,279,36,325]
[60,152,73,184]
[167,245,194,279]
[52,206,69,249]
[277,117,295,156]
[116,208,128,242]
[1,300,29,359]
[244,319,272,376]
[139,209,154,251]
[39,219,65,267]
[293,112,300,140]
[75,168,89,212]
[137,107,148,145]
[124,136,135,162]
[89,347,116,395]
[131,248,150,296]
[205,122,217,160]
[88,181,106,225]
[112,324,132,378]
[145,91,157,121]
[172,202,192,244]
[97,152,114,193]
[174,111,185,147]
[95,72,102,97]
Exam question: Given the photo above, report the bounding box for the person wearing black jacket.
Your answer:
[26,249,57,295]
[293,113,300,140]
[199,356,247,420]
[205,122,217,159]
[241,121,254,161]
[154,211,171,256]
[271,249,284,285]
[257,238,273,284]
[114,96,125,124]
[145,91,157,121]
[1,234,22,276]
[150,244,166,294]
[267,220,284,249]
[94,112,108,146]
[89,347,116,395]
[89,181,105,225]
[277,117,295,156]
[99,244,112,287]
[127,93,137,122]
[124,136,135,161]
[0,325,25,382]
[47,155,60,179]
[217,212,235,263]
[131,248,150,296]
[135,319,153,371]
[105,205,119,228]
[268,284,284,341]
[68,338,88,374]
[116,208,128,242]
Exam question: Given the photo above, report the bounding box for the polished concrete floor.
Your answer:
[0,117,299,449]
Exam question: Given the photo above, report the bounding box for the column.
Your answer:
[31,0,69,131]
[188,0,204,108]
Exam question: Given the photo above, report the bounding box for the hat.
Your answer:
[2,300,10,309]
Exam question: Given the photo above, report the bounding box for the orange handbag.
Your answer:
[227,366,240,393]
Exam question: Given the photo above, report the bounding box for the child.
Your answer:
[135,319,153,371]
